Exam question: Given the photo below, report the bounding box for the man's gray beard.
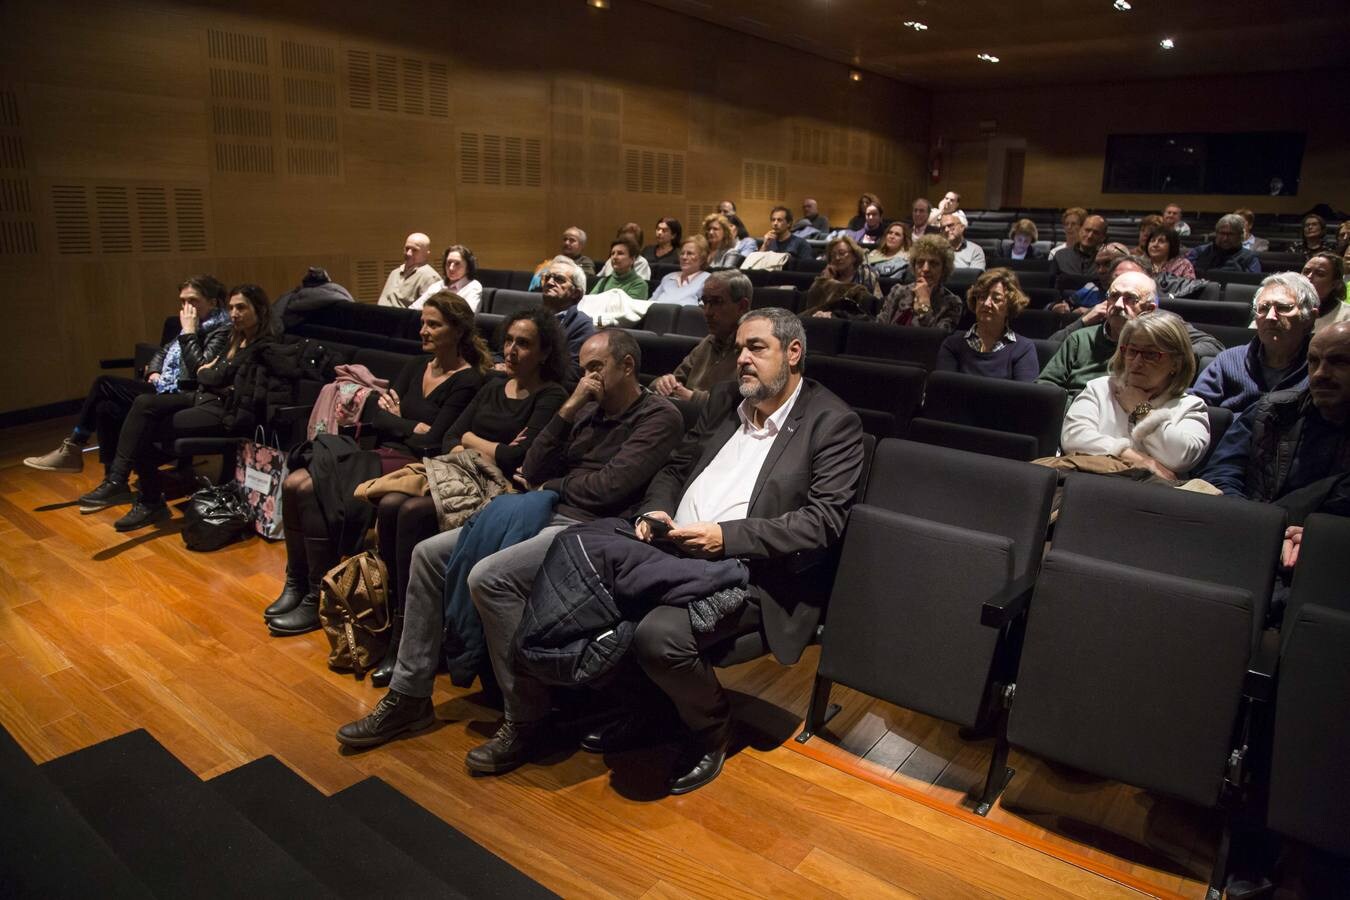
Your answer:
[739,360,789,403]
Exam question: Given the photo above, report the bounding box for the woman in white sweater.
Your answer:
[1061,310,1210,479]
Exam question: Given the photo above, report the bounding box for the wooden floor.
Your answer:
[0,418,1213,899]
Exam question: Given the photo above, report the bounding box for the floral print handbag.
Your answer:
[235,427,287,540]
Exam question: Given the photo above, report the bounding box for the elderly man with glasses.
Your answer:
[536,255,596,368]
[650,271,753,406]
[1038,269,1162,398]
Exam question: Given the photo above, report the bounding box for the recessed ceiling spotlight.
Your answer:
[1113,0,1131,10]
[976,53,1000,63]
[1159,37,1175,50]
[903,20,929,31]
[586,0,609,8]
[849,69,863,82]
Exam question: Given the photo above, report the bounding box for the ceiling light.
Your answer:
[903,21,928,31]
[849,69,863,82]
[1113,0,1131,10]
[1159,37,1175,50]
[586,0,609,8]
[976,53,1000,63]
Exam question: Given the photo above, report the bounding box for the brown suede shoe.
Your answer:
[24,439,84,473]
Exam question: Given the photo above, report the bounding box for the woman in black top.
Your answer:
[641,217,683,270]
[76,284,271,532]
[266,291,490,637]
[367,307,569,685]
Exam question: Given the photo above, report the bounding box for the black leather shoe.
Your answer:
[465,720,541,775]
[336,690,434,749]
[368,613,402,688]
[78,479,135,512]
[113,499,170,532]
[267,593,319,636]
[263,572,308,620]
[581,713,675,754]
[668,738,729,795]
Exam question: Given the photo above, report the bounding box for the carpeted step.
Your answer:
[333,776,559,899]
[39,729,330,899]
[208,755,458,898]
[0,724,149,898]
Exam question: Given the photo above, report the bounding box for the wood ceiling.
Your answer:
[641,0,1350,90]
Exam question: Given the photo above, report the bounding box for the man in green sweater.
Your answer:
[588,236,650,301]
[1036,270,1158,398]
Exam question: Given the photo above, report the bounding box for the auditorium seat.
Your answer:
[475,287,497,313]
[350,304,420,341]
[475,268,515,290]
[351,347,417,382]
[799,440,1055,814]
[1024,287,1062,309]
[1013,270,1053,289]
[627,331,700,381]
[946,267,982,300]
[789,257,826,274]
[909,371,1066,460]
[802,316,848,356]
[1002,477,1285,892]
[639,303,679,335]
[1258,252,1304,273]
[1192,322,1253,350]
[752,285,800,312]
[1006,258,1052,274]
[1223,283,1258,307]
[1281,513,1350,631]
[490,290,542,319]
[474,313,505,350]
[670,305,708,338]
[762,270,818,291]
[1012,308,1074,340]
[842,322,945,370]
[1031,338,1062,371]
[806,355,925,438]
[1206,271,1264,288]
[1160,298,1252,328]
[1194,282,1224,303]
[1191,406,1232,474]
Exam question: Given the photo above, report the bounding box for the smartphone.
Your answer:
[638,514,673,539]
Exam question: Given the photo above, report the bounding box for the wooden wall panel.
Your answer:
[0,0,928,414]
[932,71,1350,213]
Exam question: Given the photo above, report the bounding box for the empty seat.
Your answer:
[476,268,515,289]
[490,290,542,319]
[806,355,925,438]
[803,316,849,356]
[842,322,945,370]
[800,440,1055,809]
[911,371,1067,459]
[627,330,700,381]
[351,347,420,381]
[670,305,709,338]
[349,303,420,340]
[1282,513,1350,628]
[640,303,679,335]
[1223,283,1258,307]
[752,285,800,313]
[1160,298,1251,328]
[1031,338,1061,371]
[946,268,982,300]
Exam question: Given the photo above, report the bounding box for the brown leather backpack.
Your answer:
[318,551,391,678]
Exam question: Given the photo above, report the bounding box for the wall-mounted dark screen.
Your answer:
[1103,132,1304,196]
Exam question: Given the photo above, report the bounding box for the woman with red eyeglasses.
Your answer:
[1060,310,1211,480]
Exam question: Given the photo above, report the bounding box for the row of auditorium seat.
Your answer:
[800,439,1350,889]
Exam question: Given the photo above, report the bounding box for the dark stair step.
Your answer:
[1,724,149,898]
[208,755,457,898]
[39,729,330,899]
[333,777,559,900]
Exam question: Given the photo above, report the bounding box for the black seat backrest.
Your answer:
[864,439,1055,580]
[475,268,515,289]
[293,303,353,331]
[807,355,925,438]
[1024,287,1062,309]
[1223,283,1258,307]
[753,285,800,313]
[918,371,1066,458]
[1205,270,1263,287]
[490,290,542,319]
[1013,269,1053,288]
[349,303,420,340]
[1030,338,1061,371]
[671,305,709,337]
[842,322,944,370]
[640,303,680,335]
[628,330,700,379]
[762,270,817,290]
[474,313,505,351]
[1284,514,1350,633]
[1160,298,1251,328]
[1190,405,1232,474]
[789,257,827,274]
[803,315,849,356]
[351,347,419,382]
[1007,257,1052,274]
[1192,322,1253,349]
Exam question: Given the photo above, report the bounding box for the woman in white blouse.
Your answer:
[412,244,483,311]
[1061,310,1210,479]
[650,236,711,306]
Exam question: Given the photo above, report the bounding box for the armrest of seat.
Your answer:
[1243,626,1281,702]
[980,569,1040,628]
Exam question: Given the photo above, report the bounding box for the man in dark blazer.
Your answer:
[599,307,865,794]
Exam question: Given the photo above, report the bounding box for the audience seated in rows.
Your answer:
[641,217,682,270]
[1051,214,1108,278]
[80,285,272,531]
[865,222,911,278]
[717,200,750,240]
[941,211,986,271]
[413,245,483,311]
[928,190,960,228]
[271,267,354,336]
[588,237,649,301]
[365,308,571,685]
[1061,310,1211,480]
[597,223,653,281]
[1190,273,1315,413]
[26,275,231,477]
[529,227,596,290]
[1008,218,1044,261]
[649,236,710,306]
[1187,214,1261,274]
[378,233,441,308]
[936,268,1038,382]
[650,270,750,405]
[703,212,754,269]
[1235,208,1270,253]
[846,202,888,247]
[909,197,936,239]
[1133,214,1164,257]
[1145,227,1196,281]
[1052,242,1132,314]
[1162,202,1191,238]
[760,206,814,261]
[820,235,882,298]
[876,234,963,331]
[266,292,490,637]
[1289,214,1335,261]
[1038,269,1161,398]
[335,329,686,764]
[1305,252,1350,332]
[1047,206,1087,257]
[793,197,828,236]
[845,193,879,233]
[538,256,596,366]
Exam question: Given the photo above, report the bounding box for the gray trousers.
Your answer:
[389,514,578,723]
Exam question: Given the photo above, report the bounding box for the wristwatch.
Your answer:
[1129,402,1153,427]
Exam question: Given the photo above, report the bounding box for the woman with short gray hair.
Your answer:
[1061,310,1210,479]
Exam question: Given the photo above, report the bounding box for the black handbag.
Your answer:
[181,482,255,551]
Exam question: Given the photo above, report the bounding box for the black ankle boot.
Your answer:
[368,612,402,687]
[266,536,334,637]
[264,526,310,621]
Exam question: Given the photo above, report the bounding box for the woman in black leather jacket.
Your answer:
[77,284,272,531]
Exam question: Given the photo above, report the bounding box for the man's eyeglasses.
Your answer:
[1255,300,1299,317]
[1122,345,1167,364]
[540,272,570,286]
[1107,290,1147,305]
